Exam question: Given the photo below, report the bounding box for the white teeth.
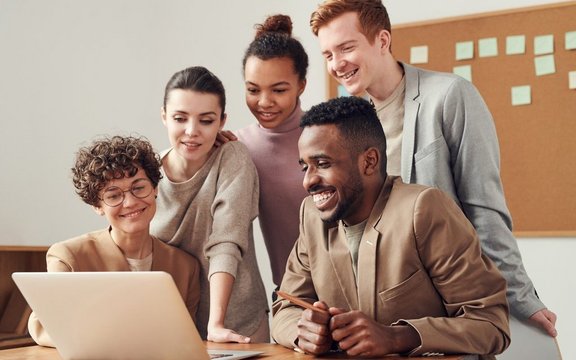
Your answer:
[341,69,358,80]
[122,209,143,218]
[313,191,333,203]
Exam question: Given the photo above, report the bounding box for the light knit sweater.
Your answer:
[236,104,308,287]
[150,141,268,339]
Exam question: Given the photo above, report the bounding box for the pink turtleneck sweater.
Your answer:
[236,104,308,287]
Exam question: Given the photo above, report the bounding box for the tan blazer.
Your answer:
[28,228,201,347]
[272,176,510,356]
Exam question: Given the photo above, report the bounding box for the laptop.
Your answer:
[12,271,263,360]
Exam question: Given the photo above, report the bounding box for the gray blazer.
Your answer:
[400,62,544,318]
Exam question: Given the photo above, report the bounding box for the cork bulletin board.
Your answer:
[328,2,576,236]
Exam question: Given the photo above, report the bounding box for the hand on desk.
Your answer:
[207,325,250,344]
[529,308,558,337]
[296,303,420,358]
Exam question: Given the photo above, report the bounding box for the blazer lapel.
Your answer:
[328,225,359,311]
[98,228,132,271]
[357,225,378,318]
[401,62,420,184]
[357,177,394,318]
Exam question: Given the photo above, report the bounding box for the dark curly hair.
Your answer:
[71,135,162,206]
[300,96,387,175]
[242,14,309,81]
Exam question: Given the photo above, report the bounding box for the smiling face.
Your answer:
[162,89,225,168]
[318,12,386,97]
[244,56,306,129]
[94,167,157,237]
[298,124,367,225]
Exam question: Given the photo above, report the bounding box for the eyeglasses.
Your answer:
[99,178,154,207]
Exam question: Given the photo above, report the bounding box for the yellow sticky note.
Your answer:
[534,55,556,76]
[478,37,498,57]
[511,85,531,106]
[569,71,576,90]
[566,31,576,50]
[455,41,474,60]
[534,34,554,55]
[410,45,429,64]
[453,65,472,82]
[506,35,526,55]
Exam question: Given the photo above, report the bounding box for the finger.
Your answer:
[299,314,331,336]
[297,337,331,355]
[303,307,331,325]
[328,307,347,316]
[227,332,251,343]
[312,301,329,311]
[330,310,356,330]
[545,309,558,326]
[530,310,558,337]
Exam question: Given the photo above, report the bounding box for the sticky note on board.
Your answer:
[506,35,526,55]
[478,37,498,57]
[566,31,576,50]
[410,45,429,64]
[337,85,351,97]
[511,85,531,106]
[534,55,556,76]
[453,65,472,82]
[455,41,474,60]
[534,34,554,55]
[569,71,576,90]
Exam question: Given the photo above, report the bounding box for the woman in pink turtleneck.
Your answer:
[234,14,309,293]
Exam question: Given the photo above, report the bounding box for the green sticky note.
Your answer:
[478,37,498,57]
[455,41,474,60]
[410,45,428,64]
[566,31,576,50]
[534,34,554,55]
[534,55,556,76]
[511,85,531,106]
[453,65,472,82]
[506,35,526,55]
[569,71,576,90]
[337,85,350,97]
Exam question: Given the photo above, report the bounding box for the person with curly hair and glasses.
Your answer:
[28,135,201,348]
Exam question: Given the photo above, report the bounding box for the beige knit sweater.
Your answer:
[150,141,268,339]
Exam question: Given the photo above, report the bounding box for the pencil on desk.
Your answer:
[276,290,330,315]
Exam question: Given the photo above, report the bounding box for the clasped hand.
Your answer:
[296,301,419,358]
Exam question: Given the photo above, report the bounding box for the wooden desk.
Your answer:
[0,342,470,359]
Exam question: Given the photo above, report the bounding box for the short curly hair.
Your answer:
[71,135,162,206]
[300,96,387,175]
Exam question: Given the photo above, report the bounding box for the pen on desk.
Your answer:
[276,290,330,315]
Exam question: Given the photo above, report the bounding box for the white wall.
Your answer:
[0,0,573,358]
